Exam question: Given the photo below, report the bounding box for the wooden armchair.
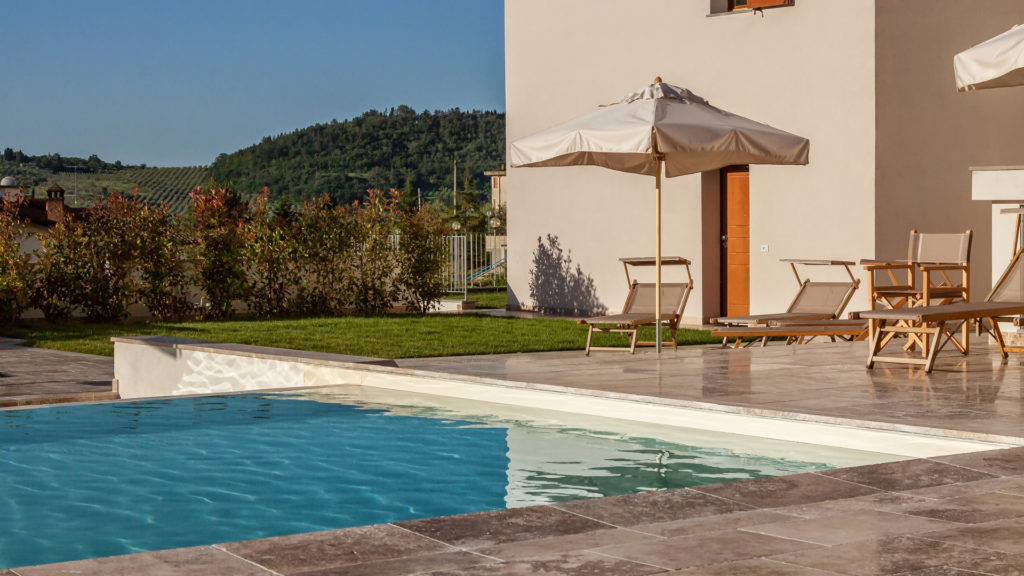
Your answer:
[861,229,972,353]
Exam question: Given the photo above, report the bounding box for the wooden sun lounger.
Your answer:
[713,259,860,347]
[579,257,693,355]
[710,319,868,348]
[853,302,1024,372]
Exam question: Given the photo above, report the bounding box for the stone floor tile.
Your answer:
[943,550,1024,575]
[918,518,1024,554]
[894,568,985,575]
[899,476,1024,500]
[691,472,880,509]
[473,528,654,561]
[395,506,611,549]
[897,492,1024,524]
[291,550,497,576]
[771,535,990,576]
[819,459,996,492]
[13,546,272,576]
[421,551,665,576]
[741,509,957,546]
[932,447,1024,477]
[594,528,822,571]
[397,341,1024,441]
[630,509,798,538]
[551,488,752,527]
[673,557,841,575]
[775,492,931,519]
[218,524,451,574]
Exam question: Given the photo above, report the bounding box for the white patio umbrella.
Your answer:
[511,78,810,352]
[955,24,1024,91]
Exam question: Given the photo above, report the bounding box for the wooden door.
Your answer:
[721,167,750,317]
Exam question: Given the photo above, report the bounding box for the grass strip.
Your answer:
[3,316,718,359]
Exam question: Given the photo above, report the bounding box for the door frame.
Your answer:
[720,165,750,317]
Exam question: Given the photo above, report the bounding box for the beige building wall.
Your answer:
[505,0,876,322]
[19,228,44,257]
[874,0,1024,299]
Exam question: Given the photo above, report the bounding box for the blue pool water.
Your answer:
[0,391,836,568]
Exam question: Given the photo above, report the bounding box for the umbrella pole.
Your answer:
[655,158,663,354]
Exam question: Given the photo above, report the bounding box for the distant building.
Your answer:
[0,176,22,202]
[3,182,88,256]
[484,168,506,210]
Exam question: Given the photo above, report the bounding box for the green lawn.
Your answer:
[442,288,509,309]
[2,315,718,359]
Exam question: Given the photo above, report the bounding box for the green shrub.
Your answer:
[349,189,402,314]
[398,203,448,313]
[73,192,147,321]
[19,184,450,324]
[242,191,298,318]
[31,216,87,322]
[188,183,248,319]
[136,203,193,320]
[0,202,32,323]
[290,196,355,316]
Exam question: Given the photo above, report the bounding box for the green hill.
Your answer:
[2,105,505,211]
[210,106,505,205]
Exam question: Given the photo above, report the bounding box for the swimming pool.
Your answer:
[0,386,898,569]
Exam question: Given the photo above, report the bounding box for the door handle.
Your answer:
[721,234,728,247]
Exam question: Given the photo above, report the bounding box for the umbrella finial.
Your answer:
[653,76,662,84]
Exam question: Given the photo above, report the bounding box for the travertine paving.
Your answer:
[6,338,1024,574]
[0,340,116,407]
[399,341,1024,443]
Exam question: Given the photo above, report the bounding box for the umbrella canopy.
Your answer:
[511,80,809,177]
[511,78,810,352]
[955,24,1024,92]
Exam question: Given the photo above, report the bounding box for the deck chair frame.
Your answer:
[856,302,1024,372]
[710,318,868,348]
[712,259,860,348]
[976,208,1024,354]
[861,229,972,354]
[580,257,693,355]
[854,218,1019,372]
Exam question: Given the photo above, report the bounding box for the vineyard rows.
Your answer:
[125,166,209,212]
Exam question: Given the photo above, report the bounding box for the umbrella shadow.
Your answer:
[528,234,606,315]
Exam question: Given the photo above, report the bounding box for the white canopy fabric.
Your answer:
[510,79,810,352]
[955,24,1024,92]
[511,81,810,177]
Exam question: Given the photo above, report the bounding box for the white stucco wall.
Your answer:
[505,0,876,322]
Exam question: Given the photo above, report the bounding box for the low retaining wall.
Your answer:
[112,336,397,399]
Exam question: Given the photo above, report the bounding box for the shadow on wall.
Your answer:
[528,235,606,315]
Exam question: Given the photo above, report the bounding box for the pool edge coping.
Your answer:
[107,335,1024,448]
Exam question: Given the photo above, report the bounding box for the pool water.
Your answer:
[0,388,849,568]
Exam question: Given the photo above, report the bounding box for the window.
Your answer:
[731,0,792,9]
[709,0,793,15]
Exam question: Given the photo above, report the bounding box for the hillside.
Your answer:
[210,106,505,205]
[0,161,208,212]
[2,106,505,211]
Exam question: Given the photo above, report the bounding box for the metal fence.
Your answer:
[444,234,507,296]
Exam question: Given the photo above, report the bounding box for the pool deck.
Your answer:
[6,339,1024,574]
[0,339,117,408]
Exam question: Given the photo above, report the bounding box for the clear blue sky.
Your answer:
[1,0,504,167]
